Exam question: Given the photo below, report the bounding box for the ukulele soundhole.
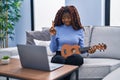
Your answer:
[64,49,67,55]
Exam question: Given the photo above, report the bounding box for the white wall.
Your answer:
[110,0,120,26]
[34,0,65,30]
[65,0,105,26]
[9,0,31,47]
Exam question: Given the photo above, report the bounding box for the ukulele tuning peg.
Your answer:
[99,43,101,45]
[104,44,107,49]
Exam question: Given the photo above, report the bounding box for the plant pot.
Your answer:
[1,58,10,65]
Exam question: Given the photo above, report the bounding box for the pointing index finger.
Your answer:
[52,21,55,28]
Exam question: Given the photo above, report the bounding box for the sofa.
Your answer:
[0,26,120,80]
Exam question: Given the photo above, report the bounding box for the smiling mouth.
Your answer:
[65,22,71,25]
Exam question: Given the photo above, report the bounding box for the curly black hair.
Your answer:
[54,5,83,30]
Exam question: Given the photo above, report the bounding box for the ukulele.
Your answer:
[61,43,107,58]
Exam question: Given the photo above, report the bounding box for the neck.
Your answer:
[64,24,71,27]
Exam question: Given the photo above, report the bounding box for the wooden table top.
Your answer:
[0,58,78,80]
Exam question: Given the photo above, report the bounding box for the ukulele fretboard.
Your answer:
[79,47,90,53]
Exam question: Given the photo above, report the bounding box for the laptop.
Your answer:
[17,44,64,71]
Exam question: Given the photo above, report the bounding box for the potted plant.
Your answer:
[0,0,23,48]
[1,55,10,64]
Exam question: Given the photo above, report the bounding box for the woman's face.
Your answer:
[62,13,72,26]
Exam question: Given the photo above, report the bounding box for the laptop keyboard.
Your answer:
[49,63,63,70]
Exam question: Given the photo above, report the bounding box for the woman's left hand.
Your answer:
[49,21,56,35]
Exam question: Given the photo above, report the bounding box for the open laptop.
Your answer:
[17,44,64,71]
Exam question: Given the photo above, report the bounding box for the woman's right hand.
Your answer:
[49,21,56,35]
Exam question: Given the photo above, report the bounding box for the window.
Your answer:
[33,0,65,31]
[110,0,120,26]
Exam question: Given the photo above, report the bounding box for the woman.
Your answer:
[49,5,84,80]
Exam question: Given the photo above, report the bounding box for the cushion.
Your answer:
[26,29,50,45]
[33,39,55,56]
[0,47,18,59]
[71,58,120,80]
[88,27,120,59]
[84,26,93,47]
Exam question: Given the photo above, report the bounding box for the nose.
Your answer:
[64,18,69,21]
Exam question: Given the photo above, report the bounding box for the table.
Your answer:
[0,58,79,80]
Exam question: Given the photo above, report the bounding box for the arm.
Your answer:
[78,29,86,54]
[49,21,58,52]
[78,29,84,48]
[49,35,58,52]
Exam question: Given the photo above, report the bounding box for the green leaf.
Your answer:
[0,0,23,41]
[2,56,10,59]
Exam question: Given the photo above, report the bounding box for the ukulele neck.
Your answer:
[80,47,90,53]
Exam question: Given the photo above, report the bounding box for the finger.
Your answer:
[52,21,55,27]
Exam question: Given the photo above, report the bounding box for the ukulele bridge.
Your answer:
[71,48,76,54]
